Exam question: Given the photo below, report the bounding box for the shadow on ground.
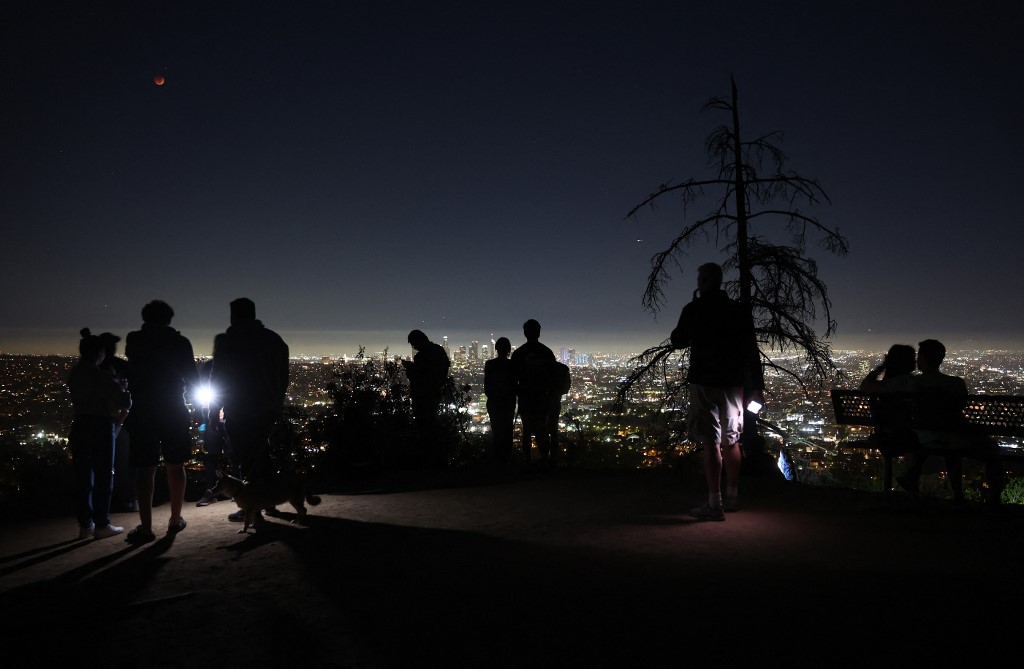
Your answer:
[3,467,1024,667]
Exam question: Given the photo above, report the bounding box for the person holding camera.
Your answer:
[402,330,451,468]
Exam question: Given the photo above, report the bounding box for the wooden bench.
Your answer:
[830,389,1024,501]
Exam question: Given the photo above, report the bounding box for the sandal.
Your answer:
[125,525,156,545]
[168,517,187,534]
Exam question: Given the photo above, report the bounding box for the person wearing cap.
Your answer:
[210,298,290,522]
[67,328,132,540]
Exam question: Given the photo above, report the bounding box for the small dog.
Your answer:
[211,469,322,534]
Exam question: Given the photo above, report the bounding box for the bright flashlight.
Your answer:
[195,384,215,409]
[746,400,763,414]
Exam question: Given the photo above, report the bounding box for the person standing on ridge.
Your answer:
[210,298,290,522]
[195,356,235,507]
[67,328,132,540]
[123,300,199,543]
[402,329,451,468]
[484,336,517,466]
[98,331,136,513]
[511,319,557,467]
[671,263,762,521]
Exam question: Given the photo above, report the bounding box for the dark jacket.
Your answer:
[405,341,450,402]
[124,323,199,415]
[484,357,516,408]
[511,341,556,412]
[67,362,132,418]
[210,321,290,418]
[671,288,761,388]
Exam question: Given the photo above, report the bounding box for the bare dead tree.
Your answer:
[619,77,849,410]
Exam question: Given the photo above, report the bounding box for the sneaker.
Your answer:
[125,525,156,545]
[689,502,725,522]
[723,495,740,512]
[196,490,218,507]
[93,524,125,539]
[78,522,95,540]
[228,509,247,522]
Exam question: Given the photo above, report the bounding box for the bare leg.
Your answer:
[166,463,186,525]
[136,465,157,532]
[722,440,742,492]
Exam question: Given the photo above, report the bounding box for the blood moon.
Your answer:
[154,75,165,86]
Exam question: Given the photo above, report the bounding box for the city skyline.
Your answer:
[4,2,1023,357]
[2,324,1022,359]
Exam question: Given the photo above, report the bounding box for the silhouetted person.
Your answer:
[671,263,762,521]
[859,343,917,391]
[484,337,516,466]
[547,360,571,466]
[511,319,556,467]
[98,332,137,513]
[858,343,919,460]
[210,298,290,522]
[402,330,451,468]
[872,339,1003,505]
[124,300,199,543]
[67,328,132,540]
[195,357,235,507]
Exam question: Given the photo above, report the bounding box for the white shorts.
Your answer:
[687,384,744,448]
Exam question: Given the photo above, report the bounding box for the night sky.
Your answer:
[3,1,1022,357]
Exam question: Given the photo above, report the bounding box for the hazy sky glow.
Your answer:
[3,2,1023,357]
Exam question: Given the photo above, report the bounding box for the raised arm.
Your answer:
[859,362,888,392]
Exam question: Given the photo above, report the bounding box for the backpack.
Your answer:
[552,361,571,396]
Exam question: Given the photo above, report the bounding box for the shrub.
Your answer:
[1001,476,1024,505]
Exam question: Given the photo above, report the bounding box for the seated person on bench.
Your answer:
[859,344,918,450]
[865,339,1002,504]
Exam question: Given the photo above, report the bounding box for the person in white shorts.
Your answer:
[671,263,762,521]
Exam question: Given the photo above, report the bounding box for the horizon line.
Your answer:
[1,327,1021,358]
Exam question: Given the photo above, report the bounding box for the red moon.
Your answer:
[154,75,165,86]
